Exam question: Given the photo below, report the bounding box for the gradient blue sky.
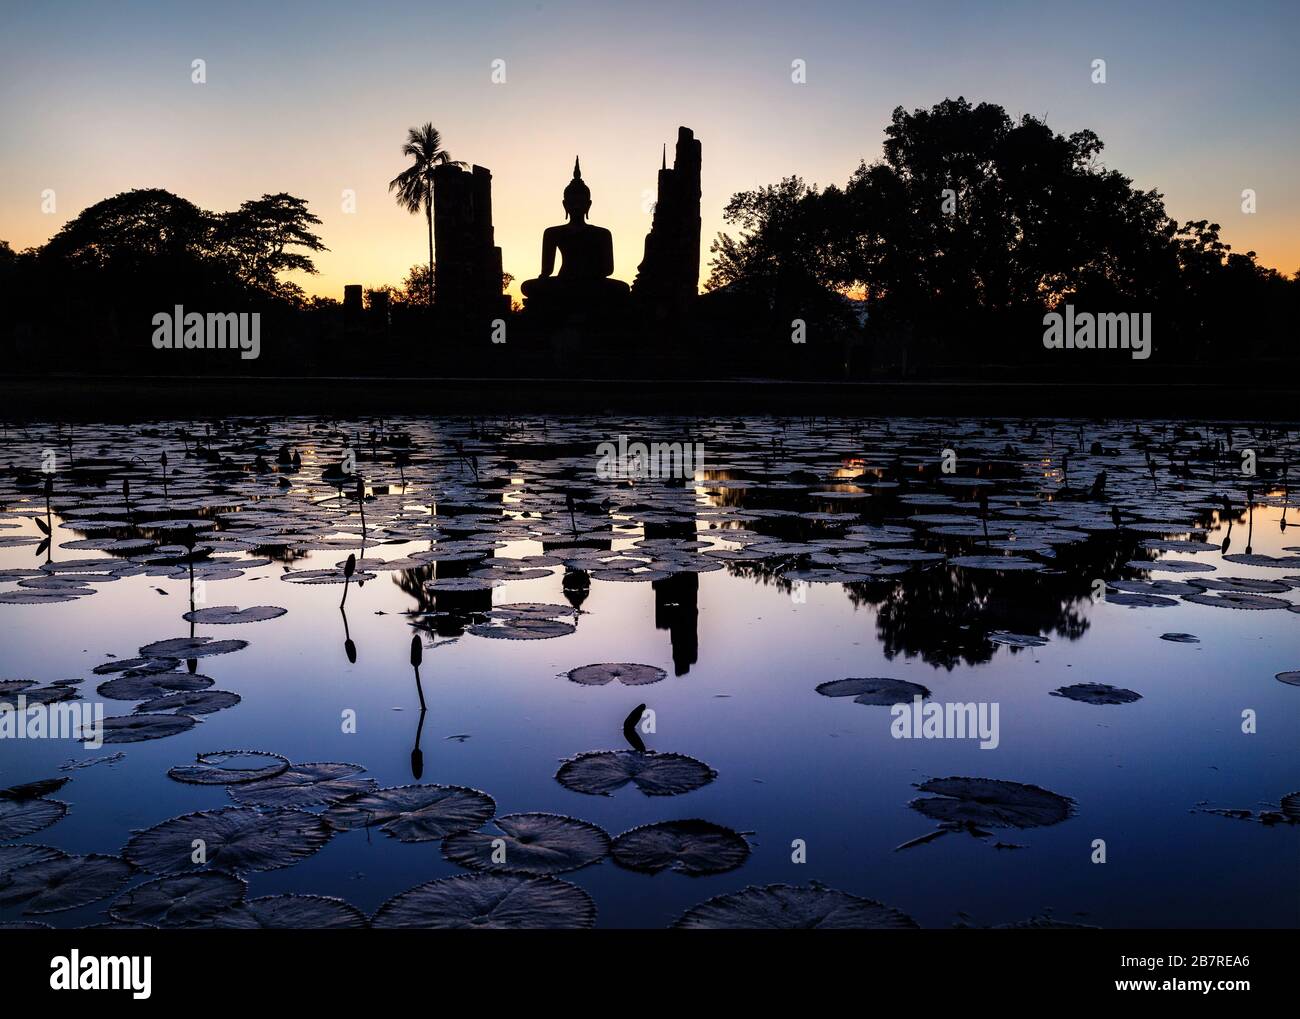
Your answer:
[2,0,1296,299]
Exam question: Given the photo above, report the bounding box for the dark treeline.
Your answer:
[706,97,1298,377]
[2,97,1295,381]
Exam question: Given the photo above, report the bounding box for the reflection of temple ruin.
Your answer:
[433,163,509,319]
[634,127,702,316]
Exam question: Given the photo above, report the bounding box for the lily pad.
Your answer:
[815,677,931,705]
[108,872,247,926]
[229,762,376,808]
[1276,671,1300,687]
[123,806,333,874]
[910,776,1074,829]
[0,798,68,839]
[325,784,495,842]
[566,663,667,687]
[99,713,197,744]
[1160,633,1201,644]
[555,750,717,797]
[371,873,595,929]
[137,636,249,658]
[441,813,610,875]
[206,894,367,929]
[674,882,918,929]
[135,690,241,715]
[98,672,215,700]
[168,750,291,786]
[180,605,287,624]
[1051,683,1142,705]
[0,844,67,874]
[468,618,575,640]
[1182,592,1291,610]
[611,819,750,875]
[0,854,133,914]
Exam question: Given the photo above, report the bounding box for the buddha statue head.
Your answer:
[562,156,592,223]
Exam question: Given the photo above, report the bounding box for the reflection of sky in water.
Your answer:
[1,420,1297,929]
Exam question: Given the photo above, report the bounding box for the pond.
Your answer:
[1,415,1297,928]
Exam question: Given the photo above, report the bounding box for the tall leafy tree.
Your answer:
[216,193,327,301]
[389,124,460,309]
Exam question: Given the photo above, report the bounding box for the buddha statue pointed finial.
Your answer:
[521,153,630,312]
[662,143,667,170]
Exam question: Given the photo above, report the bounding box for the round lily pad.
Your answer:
[99,713,197,744]
[815,677,931,705]
[123,806,333,874]
[566,663,667,687]
[135,690,241,715]
[99,672,215,700]
[555,750,717,797]
[910,777,1074,829]
[206,894,367,929]
[674,882,918,929]
[108,872,247,926]
[1276,671,1300,687]
[168,750,291,786]
[468,619,575,639]
[372,873,595,929]
[442,813,610,875]
[611,819,750,875]
[180,605,287,624]
[0,854,133,914]
[324,784,496,842]
[1051,683,1142,705]
[1160,633,1201,644]
[229,763,376,808]
[137,637,249,658]
[0,844,67,874]
[1182,592,1291,610]
[0,798,68,840]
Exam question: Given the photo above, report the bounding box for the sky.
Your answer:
[1,0,1297,302]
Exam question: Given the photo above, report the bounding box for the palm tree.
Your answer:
[389,124,460,308]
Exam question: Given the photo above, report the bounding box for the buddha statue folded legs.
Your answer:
[521,157,631,318]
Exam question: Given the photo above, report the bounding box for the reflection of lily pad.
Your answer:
[555,750,716,797]
[207,894,367,929]
[230,762,376,808]
[0,798,68,840]
[815,677,931,705]
[566,663,666,687]
[124,807,333,874]
[181,605,287,624]
[674,882,918,929]
[135,690,241,715]
[168,750,291,785]
[611,819,750,875]
[442,813,610,875]
[0,854,133,914]
[372,874,595,929]
[109,872,247,926]
[910,777,1074,829]
[325,784,495,842]
[99,713,197,743]
[1051,683,1142,705]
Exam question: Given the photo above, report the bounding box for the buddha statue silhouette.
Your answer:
[521,157,630,313]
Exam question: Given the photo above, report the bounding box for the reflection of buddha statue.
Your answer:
[521,157,630,313]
